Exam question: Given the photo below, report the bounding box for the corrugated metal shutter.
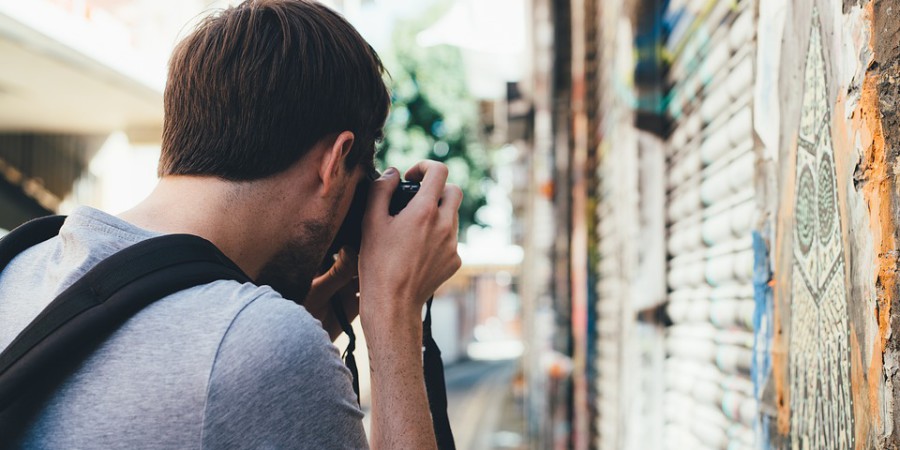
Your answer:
[595,130,668,450]
[595,118,638,450]
[593,11,640,449]
[662,1,757,449]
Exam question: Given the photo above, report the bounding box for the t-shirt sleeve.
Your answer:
[200,292,368,450]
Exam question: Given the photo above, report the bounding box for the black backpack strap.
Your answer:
[2,215,455,448]
[0,216,67,269]
[0,232,251,416]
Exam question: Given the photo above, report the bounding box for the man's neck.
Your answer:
[117,176,282,279]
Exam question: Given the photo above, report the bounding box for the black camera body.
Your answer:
[327,179,419,257]
[389,182,420,216]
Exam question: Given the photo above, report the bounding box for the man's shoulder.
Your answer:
[115,278,335,381]
[192,279,328,349]
[169,279,328,351]
[173,279,344,386]
[198,281,366,449]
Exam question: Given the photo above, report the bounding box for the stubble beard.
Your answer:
[256,218,333,303]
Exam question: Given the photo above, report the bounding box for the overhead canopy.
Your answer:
[0,1,163,141]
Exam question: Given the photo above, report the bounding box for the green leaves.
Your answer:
[377,4,491,236]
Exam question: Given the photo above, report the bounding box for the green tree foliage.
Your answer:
[376,7,490,237]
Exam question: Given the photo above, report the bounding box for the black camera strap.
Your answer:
[421,297,455,450]
[332,299,360,401]
[333,298,456,450]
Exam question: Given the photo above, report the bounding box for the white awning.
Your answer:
[0,1,163,140]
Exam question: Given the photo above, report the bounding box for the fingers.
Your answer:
[330,247,359,279]
[335,279,361,318]
[440,184,463,213]
[439,184,462,229]
[312,247,359,295]
[438,184,461,282]
[323,277,361,341]
[357,161,464,329]
[365,167,400,223]
[404,161,448,205]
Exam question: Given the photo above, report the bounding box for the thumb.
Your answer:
[365,167,400,222]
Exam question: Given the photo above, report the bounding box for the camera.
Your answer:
[389,182,420,216]
[326,171,419,258]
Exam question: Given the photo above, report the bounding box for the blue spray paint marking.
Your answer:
[751,231,773,449]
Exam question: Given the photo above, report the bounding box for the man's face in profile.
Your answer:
[256,163,367,302]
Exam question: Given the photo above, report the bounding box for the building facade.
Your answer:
[519,0,900,448]
[0,0,223,229]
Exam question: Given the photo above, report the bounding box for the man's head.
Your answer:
[160,0,389,180]
[159,0,390,300]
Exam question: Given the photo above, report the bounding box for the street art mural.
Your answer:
[788,10,854,449]
[745,0,900,447]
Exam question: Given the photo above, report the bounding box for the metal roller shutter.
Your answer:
[662,1,757,449]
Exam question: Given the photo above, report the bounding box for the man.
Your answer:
[0,1,461,448]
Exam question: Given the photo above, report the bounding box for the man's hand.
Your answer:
[359,162,462,328]
[303,248,360,341]
[358,161,462,450]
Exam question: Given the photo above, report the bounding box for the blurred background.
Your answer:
[3,0,900,449]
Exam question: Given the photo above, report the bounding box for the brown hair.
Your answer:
[159,0,390,180]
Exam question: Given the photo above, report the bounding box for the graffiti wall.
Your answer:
[758,0,900,448]
[523,0,900,447]
[593,0,900,446]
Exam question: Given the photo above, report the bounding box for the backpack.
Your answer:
[0,216,454,449]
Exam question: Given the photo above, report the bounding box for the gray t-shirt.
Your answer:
[0,207,368,449]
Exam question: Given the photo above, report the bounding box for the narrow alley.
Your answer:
[446,359,526,450]
[1,0,900,449]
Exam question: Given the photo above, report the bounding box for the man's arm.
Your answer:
[359,162,463,450]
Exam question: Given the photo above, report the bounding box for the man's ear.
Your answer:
[320,131,355,194]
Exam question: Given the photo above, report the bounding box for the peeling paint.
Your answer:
[769,0,900,448]
[857,70,892,350]
[853,2,900,445]
[871,0,900,444]
[836,1,900,447]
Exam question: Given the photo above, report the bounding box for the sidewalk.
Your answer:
[445,358,527,450]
